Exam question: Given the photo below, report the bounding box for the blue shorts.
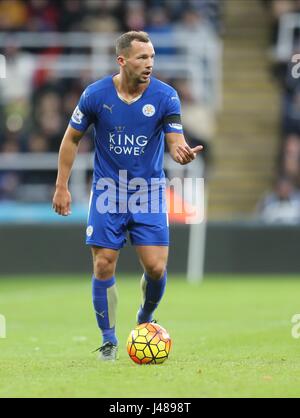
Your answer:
[85,191,169,250]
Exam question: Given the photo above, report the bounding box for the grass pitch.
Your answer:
[1,274,300,398]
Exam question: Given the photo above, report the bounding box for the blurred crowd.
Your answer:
[0,0,220,202]
[0,0,222,34]
[258,0,300,223]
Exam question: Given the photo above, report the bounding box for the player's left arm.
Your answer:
[166,132,203,165]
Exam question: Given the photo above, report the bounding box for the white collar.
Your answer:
[117,92,142,105]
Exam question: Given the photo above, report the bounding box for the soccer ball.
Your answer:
[127,322,172,365]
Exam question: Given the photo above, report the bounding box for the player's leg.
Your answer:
[86,191,128,359]
[135,245,168,324]
[91,246,119,350]
[129,206,169,324]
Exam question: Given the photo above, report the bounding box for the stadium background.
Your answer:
[1,0,300,274]
[1,0,300,399]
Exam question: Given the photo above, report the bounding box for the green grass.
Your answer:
[1,275,300,398]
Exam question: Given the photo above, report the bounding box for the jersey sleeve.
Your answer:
[69,88,95,132]
[162,91,184,135]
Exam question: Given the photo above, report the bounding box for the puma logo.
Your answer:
[103,104,114,113]
[95,310,105,319]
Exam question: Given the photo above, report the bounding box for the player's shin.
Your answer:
[92,276,118,345]
[137,271,167,324]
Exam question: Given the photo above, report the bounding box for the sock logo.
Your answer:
[96,310,105,319]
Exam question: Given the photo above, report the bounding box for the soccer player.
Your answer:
[52,31,203,361]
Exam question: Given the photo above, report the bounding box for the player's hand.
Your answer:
[52,186,72,216]
[174,144,203,165]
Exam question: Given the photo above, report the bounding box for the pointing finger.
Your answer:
[191,145,204,155]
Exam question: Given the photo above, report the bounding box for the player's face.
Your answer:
[122,41,155,84]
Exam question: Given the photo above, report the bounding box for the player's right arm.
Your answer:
[53,86,95,216]
[52,126,85,216]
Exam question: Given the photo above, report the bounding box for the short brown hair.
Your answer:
[115,31,151,57]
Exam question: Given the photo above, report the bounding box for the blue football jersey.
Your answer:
[69,74,183,193]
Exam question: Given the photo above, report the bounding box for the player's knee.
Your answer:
[145,263,166,280]
[94,256,115,279]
